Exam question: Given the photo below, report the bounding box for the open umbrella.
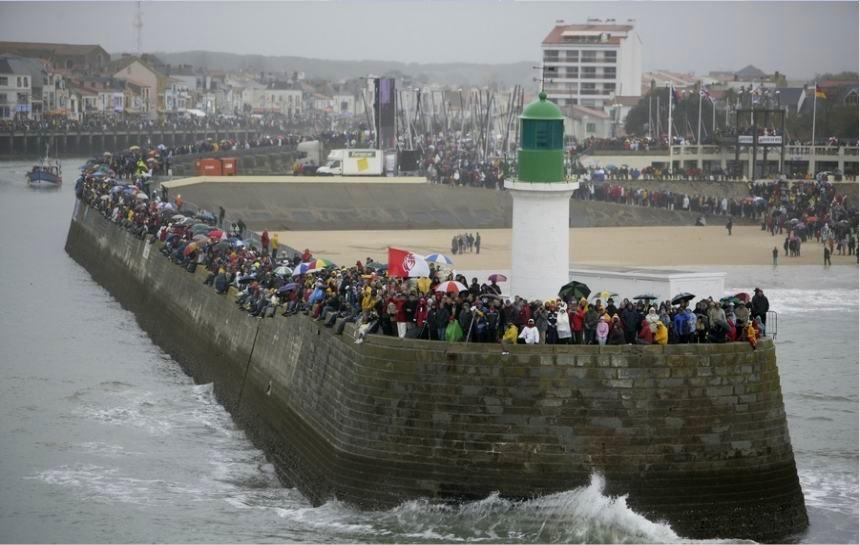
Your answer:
[99,194,110,201]
[274,266,293,277]
[134,192,149,200]
[488,273,508,283]
[192,234,210,243]
[633,294,659,301]
[435,280,468,294]
[424,253,454,265]
[734,292,751,303]
[292,263,312,276]
[365,261,387,272]
[171,214,186,221]
[196,210,217,223]
[592,290,619,302]
[558,280,591,301]
[207,229,224,239]
[720,295,741,306]
[191,224,212,234]
[128,145,141,151]
[671,292,696,305]
[277,283,299,295]
[305,258,334,271]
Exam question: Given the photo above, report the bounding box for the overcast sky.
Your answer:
[0,0,857,77]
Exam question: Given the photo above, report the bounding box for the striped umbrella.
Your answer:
[434,280,468,294]
[305,258,335,271]
[424,253,454,265]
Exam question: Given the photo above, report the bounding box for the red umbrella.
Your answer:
[207,229,224,239]
[735,292,751,303]
[488,273,508,283]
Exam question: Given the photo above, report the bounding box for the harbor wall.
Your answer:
[65,203,808,542]
[175,181,753,231]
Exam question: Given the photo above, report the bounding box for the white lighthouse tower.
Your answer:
[504,92,579,301]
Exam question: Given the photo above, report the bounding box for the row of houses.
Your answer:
[0,41,371,123]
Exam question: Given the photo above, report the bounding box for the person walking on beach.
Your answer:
[475,232,481,254]
[772,246,778,266]
[726,217,733,236]
[824,246,832,268]
[218,206,225,228]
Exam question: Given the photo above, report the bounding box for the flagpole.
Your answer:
[668,84,673,175]
[697,85,703,146]
[648,95,652,139]
[811,82,817,176]
[712,98,716,142]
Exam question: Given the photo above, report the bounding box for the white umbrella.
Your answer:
[424,253,454,265]
[435,280,468,294]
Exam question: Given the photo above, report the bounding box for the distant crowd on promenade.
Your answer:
[0,114,261,134]
[92,134,301,179]
[76,157,772,350]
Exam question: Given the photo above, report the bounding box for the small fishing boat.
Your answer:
[26,142,63,186]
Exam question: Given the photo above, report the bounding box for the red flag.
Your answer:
[387,247,431,278]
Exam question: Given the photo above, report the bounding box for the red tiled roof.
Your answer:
[543,24,633,45]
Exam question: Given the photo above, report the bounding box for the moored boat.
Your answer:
[26,163,63,186]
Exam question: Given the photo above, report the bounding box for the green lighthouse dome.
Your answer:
[517,91,566,183]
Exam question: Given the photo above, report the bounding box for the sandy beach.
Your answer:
[274,225,858,268]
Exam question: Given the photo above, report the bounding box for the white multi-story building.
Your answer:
[0,56,32,119]
[541,20,642,108]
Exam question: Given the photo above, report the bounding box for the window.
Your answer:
[0,93,6,104]
[582,67,596,79]
[603,83,616,93]
[586,122,597,133]
[0,76,6,86]
[0,106,9,118]
[846,92,858,106]
[604,51,617,63]
[603,67,616,79]
[24,77,28,87]
[17,77,22,87]
[522,120,563,150]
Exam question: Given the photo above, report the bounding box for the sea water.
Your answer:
[0,159,856,543]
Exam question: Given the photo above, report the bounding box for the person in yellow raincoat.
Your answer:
[501,323,519,354]
[654,321,668,345]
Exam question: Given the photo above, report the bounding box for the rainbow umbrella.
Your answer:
[305,258,335,271]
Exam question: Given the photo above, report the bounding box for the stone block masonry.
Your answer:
[65,202,807,542]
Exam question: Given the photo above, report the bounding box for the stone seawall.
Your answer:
[65,203,807,541]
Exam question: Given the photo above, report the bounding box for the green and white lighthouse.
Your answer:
[504,92,578,300]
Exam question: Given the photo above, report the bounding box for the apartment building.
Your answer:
[541,20,642,108]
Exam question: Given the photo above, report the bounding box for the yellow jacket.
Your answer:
[654,322,668,345]
[502,324,519,344]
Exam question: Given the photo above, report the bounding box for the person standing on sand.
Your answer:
[726,217,733,236]
[475,232,481,254]
[772,247,778,266]
[824,246,832,268]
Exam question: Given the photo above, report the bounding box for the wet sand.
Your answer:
[274,225,857,268]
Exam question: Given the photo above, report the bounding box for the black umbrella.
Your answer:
[671,292,696,305]
[558,280,591,301]
[633,294,659,301]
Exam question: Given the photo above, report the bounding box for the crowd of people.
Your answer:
[450,232,481,255]
[75,157,772,350]
[0,113,263,134]
[419,133,511,189]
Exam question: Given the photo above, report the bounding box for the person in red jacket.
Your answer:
[261,230,270,255]
[637,319,653,344]
[570,302,585,344]
[394,292,408,338]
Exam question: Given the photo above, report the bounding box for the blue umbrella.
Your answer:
[424,253,454,265]
[292,262,312,276]
[277,283,299,294]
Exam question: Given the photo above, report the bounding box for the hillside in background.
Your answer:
[150,50,535,87]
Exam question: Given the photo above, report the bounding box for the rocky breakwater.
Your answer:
[65,201,808,542]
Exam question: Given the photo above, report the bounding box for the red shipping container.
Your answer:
[220,157,238,176]
[195,158,223,176]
